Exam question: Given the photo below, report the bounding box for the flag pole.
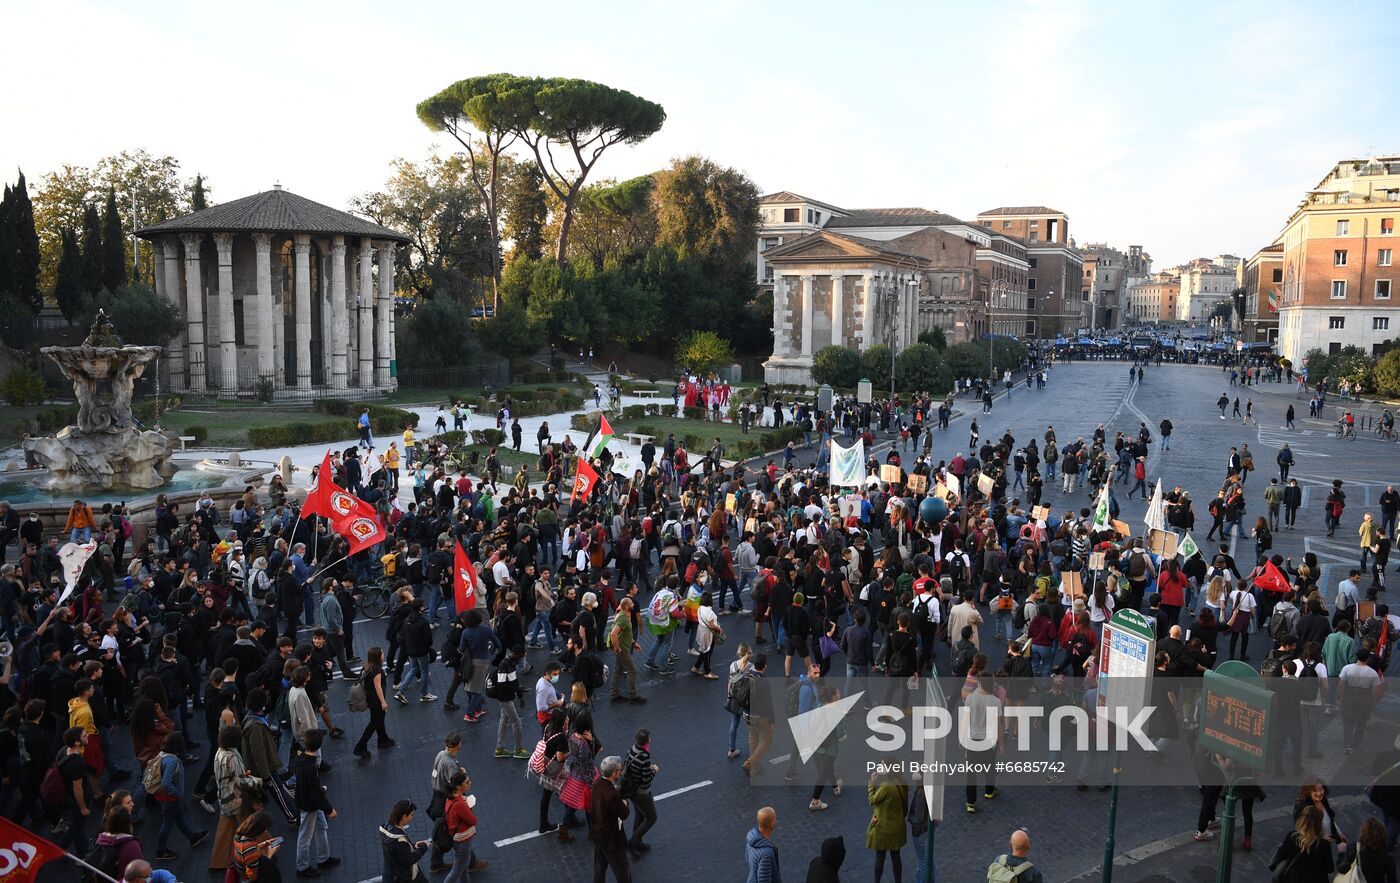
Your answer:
[62,851,123,883]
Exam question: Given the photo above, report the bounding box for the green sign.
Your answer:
[1199,662,1273,766]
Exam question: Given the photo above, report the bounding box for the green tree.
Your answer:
[1332,344,1374,390]
[479,298,540,358]
[810,345,861,388]
[0,183,12,296]
[549,175,657,269]
[502,162,547,264]
[944,341,988,380]
[53,227,84,321]
[1375,349,1400,398]
[9,172,41,311]
[397,298,480,374]
[675,330,733,375]
[79,203,103,297]
[1208,300,1233,324]
[191,174,207,211]
[353,153,496,306]
[918,327,947,351]
[507,76,666,263]
[0,366,45,406]
[76,284,183,346]
[417,74,526,304]
[101,188,126,292]
[1301,347,1330,384]
[861,344,893,390]
[0,292,35,349]
[652,155,760,277]
[896,343,952,393]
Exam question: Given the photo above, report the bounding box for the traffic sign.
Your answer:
[1200,660,1273,766]
[1096,609,1155,724]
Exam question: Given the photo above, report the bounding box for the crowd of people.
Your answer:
[5,353,1400,882]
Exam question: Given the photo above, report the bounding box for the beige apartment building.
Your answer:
[1127,273,1180,323]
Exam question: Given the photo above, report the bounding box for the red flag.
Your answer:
[572,458,600,503]
[0,817,66,882]
[453,541,479,612]
[1254,559,1290,594]
[323,486,387,556]
[301,451,336,519]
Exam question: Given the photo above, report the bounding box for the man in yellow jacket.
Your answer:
[67,677,105,776]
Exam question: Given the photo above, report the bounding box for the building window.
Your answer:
[1027,278,1036,290]
[1028,232,1039,242]
[1271,268,1283,283]
[1028,258,1038,269]
[1027,297,1036,310]
[1337,220,1350,235]
[1332,280,1348,299]
[1329,316,1346,329]
[1025,319,1037,335]
[1329,342,1342,355]
[1380,249,1393,267]
[1375,317,1391,331]
[806,209,814,224]
[1378,280,1392,299]
[783,208,798,223]
[814,212,822,224]
[1335,250,1348,266]
[1001,221,1011,229]
[1383,218,1395,235]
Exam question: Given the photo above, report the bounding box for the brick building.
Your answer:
[1239,243,1283,343]
[975,207,1085,337]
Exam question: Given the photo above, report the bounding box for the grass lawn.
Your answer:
[610,415,750,449]
[463,444,537,471]
[159,408,345,448]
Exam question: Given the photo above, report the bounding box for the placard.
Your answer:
[1147,528,1178,557]
[1088,551,1106,571]
[725,493,737,514]
[1358,600,1377,623]
[945,473,961,498]
[1031,505,1050,521]
[907,473,928,494]
[1111,519,1132,538]
[880,464,902,484]
[976,473,995,496]
[1061,570,1085,599]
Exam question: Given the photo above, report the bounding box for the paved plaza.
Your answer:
[91,361,1400,883]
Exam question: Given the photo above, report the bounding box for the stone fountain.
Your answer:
[23,311,175,491]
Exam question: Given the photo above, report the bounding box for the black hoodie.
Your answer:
[805,835,846,883]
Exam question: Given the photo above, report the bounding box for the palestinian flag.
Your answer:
[585,414,615,460]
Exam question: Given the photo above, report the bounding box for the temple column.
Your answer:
[830,274,844,348]
[771,274,788,356]
[909,274,923,344]
[800,274,814,356]
[252,233,275,386]
[179,233,206,392]
[293,234,312,391]
[158,238,186,389]
[213,233,236,393]
[860,272,875,348]
[358,238,374,388]
[330,236,348,390]
[375,240,395,388]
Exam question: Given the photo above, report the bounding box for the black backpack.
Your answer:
[81,841,122,883]
[952,642,977,677]
[1294,659,1321,703]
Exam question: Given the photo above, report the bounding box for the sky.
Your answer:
[2,0,1395,270]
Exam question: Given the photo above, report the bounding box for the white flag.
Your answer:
[58,541,97,604]
[1178,530,1200,560]
[1091,482,1111,531]
[1144,479,1167,533]
[829,438,865,487]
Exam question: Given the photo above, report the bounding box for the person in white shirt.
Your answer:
[1224,582,1257,661]
[1291,647,1328,759]
[1335,570,1362,618]
[1337,649,1383,753]
[492,553,515,593]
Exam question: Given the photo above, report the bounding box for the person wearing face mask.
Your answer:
[19,511,43,556]
[535,662,565,731]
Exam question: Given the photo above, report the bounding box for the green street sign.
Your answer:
[1109,609,1156,639]
[1200,664,1273,766]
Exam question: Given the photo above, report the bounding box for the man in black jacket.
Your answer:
[277,559,302,640]
[589,755,631,883]
[292,729,341,877]
[394,600,436,703]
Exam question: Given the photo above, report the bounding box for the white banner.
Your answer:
[829,438,865,487]
[58,541,97,604]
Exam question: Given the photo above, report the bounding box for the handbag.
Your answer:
[559,775,592,810]
[346,680,368,714]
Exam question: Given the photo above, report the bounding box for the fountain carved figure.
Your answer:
[22,311,175,491]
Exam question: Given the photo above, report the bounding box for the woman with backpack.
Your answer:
[230,811,283,883]
[150,732,208,861]
[1269,805,1335,881]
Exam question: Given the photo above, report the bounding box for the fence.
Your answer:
[148,360,512,405]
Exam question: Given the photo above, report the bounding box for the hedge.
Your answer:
[183,425,208,445]
[476,393,583,418]
[313,400,418,433]
[27,396,183,434]
[471,428,505,446]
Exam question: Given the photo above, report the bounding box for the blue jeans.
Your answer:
[157,798,199,851]
[70,528,91,544]
[845,663,869,700]
[646,630,674,668]
[444,839,474,883]
[297,809,328,871]
[995,612,1013,640]
[530,613,557,651]
[1031,645,1054,678]
[912,829,929,883]
[1162,436,1171,450]
[396,654,432,698]
[421,582,444,626]
[728,711,742,753]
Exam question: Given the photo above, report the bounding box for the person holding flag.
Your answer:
[1252,554,1293,632]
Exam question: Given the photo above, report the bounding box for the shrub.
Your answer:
[896,343,952,394]
[918,328,948,351]
[811,345,861,388]
[675,330,734,376]
[1376,349,1400,398]
[570,413,594,432]
[184,425,208,445]
[682,406,706,421]
[622,405,649,420]
[313,400,419,433]
[682,434,705,451]
[860,345,892,390]
[471,428,506,446]
[1,366,45,406]
[436,431,467,448]
[633,424,658,438]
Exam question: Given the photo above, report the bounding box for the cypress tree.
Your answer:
[0,184,13,296]
[80,202,103,295]
[54,227,85,321]
[191,174,207,211]
[101,187,126,292]
[10,172,42,312]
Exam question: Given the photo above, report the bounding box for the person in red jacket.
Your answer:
[443,771,487,880]
[1027,605,1058,677]
[1156,558,1190,631]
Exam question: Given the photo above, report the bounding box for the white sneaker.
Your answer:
[687,648,700,656]
[809,799,828,812]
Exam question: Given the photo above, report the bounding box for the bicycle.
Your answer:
[354,576,394,619]
[1336,421,1356,440]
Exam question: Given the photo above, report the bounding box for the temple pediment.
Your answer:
[764,231,926,265]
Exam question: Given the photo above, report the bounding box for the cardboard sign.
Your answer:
[977,473,995,496]
[946,473,961,498]
[1147,528,1178,557]
[907,473,928,494]
[725,493,737,514]
[1031,505,1050,521]
[1088,551,1106,571]
[880,464,903,484]
[1061,570,1085,599]
[1111,519,1132,538]
[933,482,951,500]
[1359,600,1377,623]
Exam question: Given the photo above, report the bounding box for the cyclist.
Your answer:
[1383,410,1395,440]
[1340,410,1356,439]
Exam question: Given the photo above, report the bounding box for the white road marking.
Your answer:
[492,780,714,848]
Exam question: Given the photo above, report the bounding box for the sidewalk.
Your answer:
[1064,794,1367,882]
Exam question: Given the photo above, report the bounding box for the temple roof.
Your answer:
[136,187,409,242]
